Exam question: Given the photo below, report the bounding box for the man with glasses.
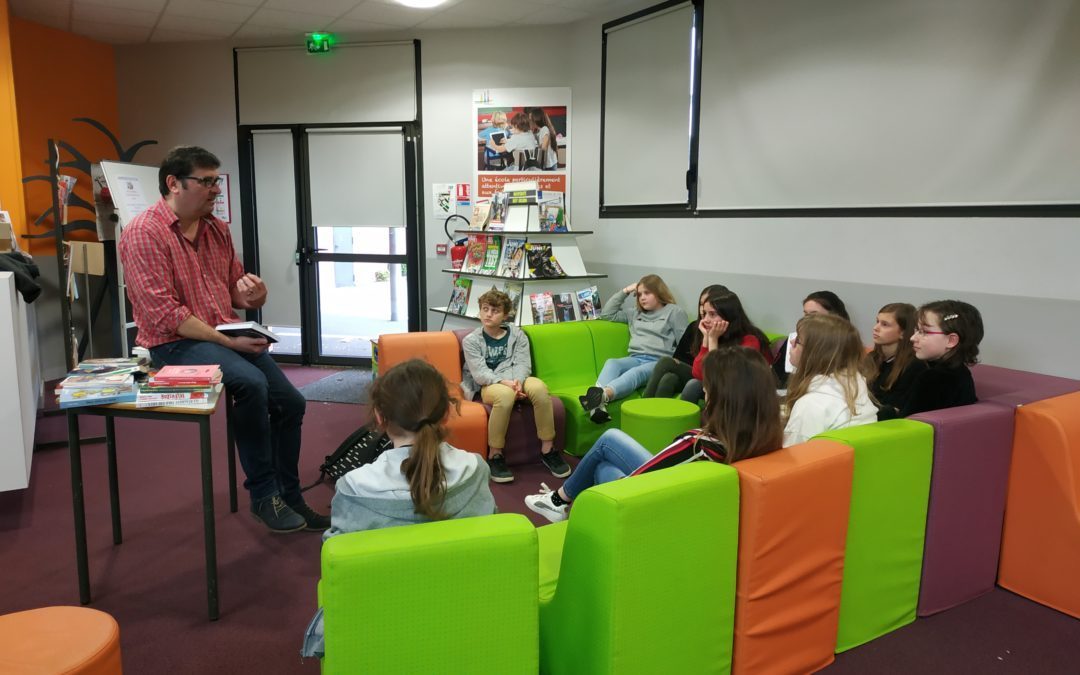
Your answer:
[118,146,327,533]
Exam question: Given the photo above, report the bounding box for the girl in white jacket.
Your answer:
[783,313,877,446]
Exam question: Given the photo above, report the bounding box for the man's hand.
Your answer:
[227,335,269,354]
[234,273,267,309]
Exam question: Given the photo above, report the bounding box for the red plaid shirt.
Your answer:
[118,198,244,348]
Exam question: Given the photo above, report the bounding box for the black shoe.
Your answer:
[581,386,605,411]
[487,454,514,483]
[250,495,306,533]
[589,407,611,424]
[540,450,572,478]
[289,501,331,532]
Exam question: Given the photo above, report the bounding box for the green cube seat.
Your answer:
[620,398,702,452]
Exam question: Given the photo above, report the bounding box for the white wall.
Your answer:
[112,7,1080,379]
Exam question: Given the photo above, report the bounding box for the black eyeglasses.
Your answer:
[179,175,223,189]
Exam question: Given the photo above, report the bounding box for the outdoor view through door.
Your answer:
[243,125,420,365]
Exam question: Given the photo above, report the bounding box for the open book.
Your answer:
[216,321,280,343]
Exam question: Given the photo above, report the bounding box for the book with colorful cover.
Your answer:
[538,191,568,232]
[59,372,135,390]
[525,242,566,278]
[58,386,138,409]
[488,192,506,229]
[469,202,492,229]
[576,286,602,320]
[479,235,502,274]
[137,383,221,408]
[503,281,524,321]
[553,292,577,322]
[496,237,527,278]
[529,292,556,325]
[447,276,473,315]
[215,321,279,343]
[152,365,221,386]
[461,234,488,273]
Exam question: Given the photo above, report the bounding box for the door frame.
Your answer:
[236,121,425,366]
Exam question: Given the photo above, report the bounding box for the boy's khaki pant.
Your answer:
[480,377,555,450]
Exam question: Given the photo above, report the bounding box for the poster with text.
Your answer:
[473,88,570,206]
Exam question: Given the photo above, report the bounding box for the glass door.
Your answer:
[240,124,421,365]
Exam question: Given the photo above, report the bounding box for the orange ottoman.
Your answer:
[377,332,489,455]
[0,606,122,674]
[998,391,1080,618]
[730,439,854,675]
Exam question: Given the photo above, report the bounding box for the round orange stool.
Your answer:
[0,606,122,674]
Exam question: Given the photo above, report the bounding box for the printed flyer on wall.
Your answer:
[472,87,570,205]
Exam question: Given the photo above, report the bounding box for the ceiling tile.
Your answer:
[246,8,338,31]
[72,0,166,12]
[262,0,360,16]
[73,2,160,28]
[9,0,71,27]
[150,27,224,42]
[340,1,429,27]
[205,0,263,6]
[163,0,257,23]
[325,17,407,34]
[156,13,241,37]
[233,23,303,39]
[413,11,503,29]
[71,18,152,43]
[509,6,590,25]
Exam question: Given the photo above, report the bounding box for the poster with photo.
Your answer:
[473,88,570,206]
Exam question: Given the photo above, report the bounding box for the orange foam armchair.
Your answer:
[376,332,488,455]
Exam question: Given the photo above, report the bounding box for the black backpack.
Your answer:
[301,426,394,492]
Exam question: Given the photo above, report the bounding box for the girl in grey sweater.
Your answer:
[580,274,689,423]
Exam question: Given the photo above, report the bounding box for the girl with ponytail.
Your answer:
[324,359,496,535]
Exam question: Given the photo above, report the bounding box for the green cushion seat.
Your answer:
[620,397,702,452]
[817,420,934,653]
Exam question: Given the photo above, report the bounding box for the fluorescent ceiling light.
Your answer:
[396,0,449,7]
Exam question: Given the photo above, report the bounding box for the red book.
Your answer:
[152,365,221,385]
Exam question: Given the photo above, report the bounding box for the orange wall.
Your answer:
[0,0,27,236]
[11,17,119,254]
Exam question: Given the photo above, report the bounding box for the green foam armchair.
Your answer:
[536,462,740,675]
[817,420,934,652]
[320,514,539,674]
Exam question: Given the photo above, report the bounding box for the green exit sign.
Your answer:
[306,33,333,53]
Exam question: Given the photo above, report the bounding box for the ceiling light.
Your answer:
[395,0,448,8]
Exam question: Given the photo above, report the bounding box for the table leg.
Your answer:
[68,411,91,605]
[199,417,220,621]
[105,416,122,545]
[225,392,237,513]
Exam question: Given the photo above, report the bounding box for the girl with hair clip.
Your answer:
[643,284,728,400]
[527,347,784,522]
[864,302,928,420]
[898,299,984,417]
[529,108,561,171]
[783,313,877,447]
[580,275,689,423]
[682,288,772,403]
[302,359,496,658]
[774,290,851,388]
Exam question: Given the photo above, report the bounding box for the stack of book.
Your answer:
[137,365,223,409]
[55,357,148,408]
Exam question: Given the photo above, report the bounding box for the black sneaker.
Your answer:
[589,407,611,424]
[581,386,605,411]
[540,450,572,478]
[250,495,305,533]
[487,454,514,483]
[289,501,331,532]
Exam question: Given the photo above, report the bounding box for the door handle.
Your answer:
[295,247,328,265]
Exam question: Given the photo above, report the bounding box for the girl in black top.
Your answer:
[864,303,928,420]
[901,300,984,417]
[643,284,727,399]
[773,290,850,388]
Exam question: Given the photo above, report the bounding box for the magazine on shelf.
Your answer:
[503,281,524,321]
[506,189,538,206]
[529,292,556,325]
[468,202,492,229]
[553,293,577,322]
[538,204,567,232]
[496,237,527,278]
[479,235,502,274]
[576,286,602,320]
[215,321,279,343]
[447,276,473,315]
[461,234,488,273]
[488,192,506,229]
[525,242,566,278]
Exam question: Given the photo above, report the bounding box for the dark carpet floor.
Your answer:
[4,365,1078,673]
[297,369,372,405]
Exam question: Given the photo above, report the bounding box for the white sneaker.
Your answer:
[524,483,569,523]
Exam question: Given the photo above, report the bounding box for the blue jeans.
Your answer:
[150,340,307,505]
[596,354,660,401]
[561,429,652,500]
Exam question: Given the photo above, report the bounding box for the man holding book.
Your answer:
[118,146,326,534]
